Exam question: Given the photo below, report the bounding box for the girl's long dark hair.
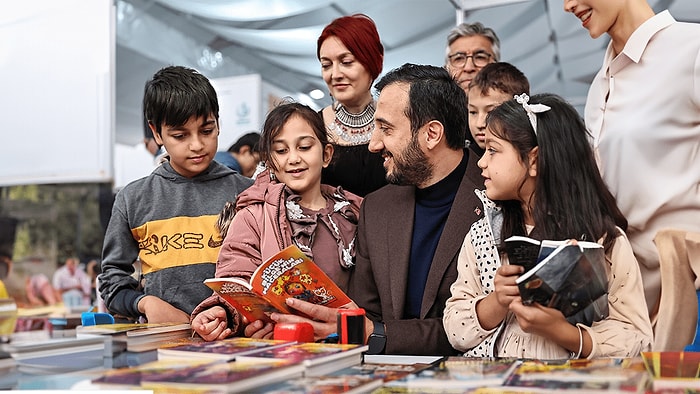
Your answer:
[486,93,626,251]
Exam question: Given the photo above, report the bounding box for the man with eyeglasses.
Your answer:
[445,22,501,152]
[445,22,501,92]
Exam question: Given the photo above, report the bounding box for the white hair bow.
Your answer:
[514,93,550,135]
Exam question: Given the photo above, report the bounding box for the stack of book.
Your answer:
[383,357,521,392]
[87,339,368,392]
[76,322,191,353]
[4,334,107,374]
[157,336,294,361]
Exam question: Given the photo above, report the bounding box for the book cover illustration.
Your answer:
[203,278,282,323]
[504,236,542,271]
[515,239,609,326]
[641,351,700,391]
[205,244,351,321]
[346,361,439,383]
[384,357,520,391]
[237,342,362,363]
[140,359,304,393]
[157,337,294,361]
[502,358,649,392]
[254,373,384,394]
[237,342,367,377]
[92,358,215,387]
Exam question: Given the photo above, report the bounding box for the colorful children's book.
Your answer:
[502,358,649,392]
[514,239,609,326]
[252,373,385,394]
[157,337,294,361]
[343,360,437,383]
[204,244,352,323]
[642,351,700,391]
[91,358,215,388]
[140,359,305,393]
[236,342,368,377]
[383,357,520,392]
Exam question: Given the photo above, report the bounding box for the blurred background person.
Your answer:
[214,132,261,177]
[52,257,91,307]
[317,14,387,197]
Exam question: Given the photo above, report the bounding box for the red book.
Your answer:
[204,244,351,323]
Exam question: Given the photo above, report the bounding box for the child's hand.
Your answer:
[243,319,274,339]
[493,264,524,309]
[509,297,567,337]
[138,295,190,324]
[191,306,232,341]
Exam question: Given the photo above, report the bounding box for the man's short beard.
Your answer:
[386,133,433,186]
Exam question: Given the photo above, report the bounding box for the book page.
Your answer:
[204,278,285,321]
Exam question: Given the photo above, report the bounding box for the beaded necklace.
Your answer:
[328,101,375,145]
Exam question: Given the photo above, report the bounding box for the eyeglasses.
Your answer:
[447,51,493,68]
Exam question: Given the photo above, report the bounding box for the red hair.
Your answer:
[317,14,384,81]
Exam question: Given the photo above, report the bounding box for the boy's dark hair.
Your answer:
[375,63,467,150]
[227,132,261,153]
[259,101,328,172]
[486,93,626,252]
[143,66,219,137]
[469,62,529,97]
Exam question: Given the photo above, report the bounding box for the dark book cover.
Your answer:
[515,241,609,325]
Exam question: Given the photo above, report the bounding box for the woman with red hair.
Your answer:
[317,14,387,197]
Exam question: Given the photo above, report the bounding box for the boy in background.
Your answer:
[214,132,261,178]
[99,66,253,324]
[466,62,529,156]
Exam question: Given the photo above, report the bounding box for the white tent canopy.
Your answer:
[116,0,700,147]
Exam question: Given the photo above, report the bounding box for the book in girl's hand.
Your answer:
[514,239,609,326]
[204,244,352,322]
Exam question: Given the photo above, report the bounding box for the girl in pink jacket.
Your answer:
[191,102,363,341]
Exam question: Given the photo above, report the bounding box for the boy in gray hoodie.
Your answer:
[99,66,253,324]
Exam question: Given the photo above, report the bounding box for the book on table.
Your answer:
[5,334,108,374]
[75,322,191,352]
[509,237,609,326]
[93,357,304,392]
[641,351,700,391]
[251,372,385,394]
[235,342,368,377]
[204,244,352,323]
[502,357,650,392]
[139,359,304,393]
[384,357,521,391]
[157,336,294,361]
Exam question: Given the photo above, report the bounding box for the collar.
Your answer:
[611,10,675,64]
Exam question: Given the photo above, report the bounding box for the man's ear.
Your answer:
[238,145,250,155]
[424,120,444,150]
[149,122,163,145]
[322,143,334,168]
[528,146,538,177]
